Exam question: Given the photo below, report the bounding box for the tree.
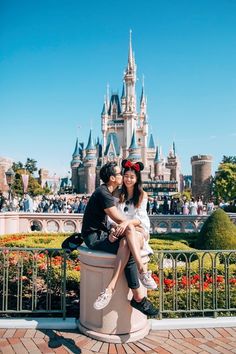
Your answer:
[24,158,38,174]
[213,156,236,203]
[222,155,236,164]
[12,161,23,172]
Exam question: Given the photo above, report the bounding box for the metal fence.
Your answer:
[0,248,67,318]
[0,247,236,319]
[152,250,236,319]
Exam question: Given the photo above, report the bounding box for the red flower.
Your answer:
[181,276,189,286]
[164,279,175,288]
[216,276,224,283]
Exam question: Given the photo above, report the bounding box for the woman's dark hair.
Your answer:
[99,162,117,183]
[120,160,144,207]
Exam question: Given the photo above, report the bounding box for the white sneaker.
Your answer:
[139,271,158,290]
[93,289,112,310]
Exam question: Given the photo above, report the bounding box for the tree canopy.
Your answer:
[11,159,50,197]
[13,158,37,174]
[213,156,236,202]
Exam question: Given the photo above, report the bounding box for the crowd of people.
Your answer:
[0,190,232,216]
[147,195,216,215]
[0,193,88,214]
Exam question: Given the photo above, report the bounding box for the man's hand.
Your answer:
[113,220,130,237]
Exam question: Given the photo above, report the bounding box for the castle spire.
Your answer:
[121,82,125,98]
[85,129,95,150]
[173,141,176,156]
[140,75,145,103]
[129,129,138,149]
[148,133,155,149]
[84,129,96,162]
[72,138,80,157]
[127,129,141,161]
[140,74,147,117]
[101,96,108,115]
[154,146,160,162]
[128,29,134,69]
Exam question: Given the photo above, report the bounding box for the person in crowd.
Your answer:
[189,197,198,215]
[152,197,159,214]
[0,192,6,212]
[81,161,158,316]
[146,198,151,214]
[206,198,215,214]
[78,196,87,213]
[71,196,80,213]
[182,198,190,215]
[197,196,203,215]
[162,196,169,214]
[22,194,33,212]
[176,198,183,214]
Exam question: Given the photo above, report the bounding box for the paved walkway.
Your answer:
[0,327,236,353]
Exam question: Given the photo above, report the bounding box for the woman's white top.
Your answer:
[114,197,153,255]
[116,197,150,235]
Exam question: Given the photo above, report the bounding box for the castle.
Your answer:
[71,32,182,195]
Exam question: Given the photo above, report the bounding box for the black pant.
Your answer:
[83,231,140,289]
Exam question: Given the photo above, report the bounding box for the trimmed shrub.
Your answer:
[196,209,236,250]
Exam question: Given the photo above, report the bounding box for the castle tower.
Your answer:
[154,146,162,178]
[38,168,50,188]
[191,155,213,201]
[138,76,148,166]
[121,82,126,113]
[71,138,81,193]
[83,130,97,194]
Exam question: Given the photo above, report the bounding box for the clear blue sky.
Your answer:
[1,0,235,178]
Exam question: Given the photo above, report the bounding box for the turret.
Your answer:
[121,82,126,112]
[148,133,155,150]
[154,145,162,178]
[71,138,82,193]
[84,130,97,194]
[101,96,108,151]
[127,130,141,161]
[140,75,147,119]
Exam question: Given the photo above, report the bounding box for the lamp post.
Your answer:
[5,167,15,211]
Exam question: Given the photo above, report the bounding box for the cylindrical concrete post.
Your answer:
[78,245,150,343]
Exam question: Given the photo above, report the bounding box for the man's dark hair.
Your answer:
[100,162,117,183]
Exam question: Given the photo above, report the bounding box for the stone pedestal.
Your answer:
[78,245,150,343]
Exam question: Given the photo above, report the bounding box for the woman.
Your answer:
[93,159,157,310]
[111,159,154,258]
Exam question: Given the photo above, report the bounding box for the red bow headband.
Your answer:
[124,160,140,172]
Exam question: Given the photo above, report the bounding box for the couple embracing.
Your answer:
[81,159,158,316]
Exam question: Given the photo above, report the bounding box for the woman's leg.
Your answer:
[124,224,144,274]
[106,237,130,293]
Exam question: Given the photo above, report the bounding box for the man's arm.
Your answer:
[104,206,126,223]
[105,206,141,237]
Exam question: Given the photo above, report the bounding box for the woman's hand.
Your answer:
[108,227,119,243]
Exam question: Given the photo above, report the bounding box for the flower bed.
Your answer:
[0,233,236,318]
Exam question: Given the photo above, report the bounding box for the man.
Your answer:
[81,162,158,316]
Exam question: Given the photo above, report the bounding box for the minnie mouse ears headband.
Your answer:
[122,159,144,172]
